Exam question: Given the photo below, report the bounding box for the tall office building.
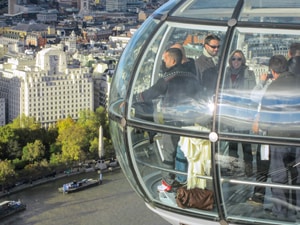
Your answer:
[106,0,127,12]
[0,98,6,126]
[8,0,16,15]
[0,45,94,127]
[79,0,90,15]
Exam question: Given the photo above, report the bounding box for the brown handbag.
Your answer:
[176,186,214,210]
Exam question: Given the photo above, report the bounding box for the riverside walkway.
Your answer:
[0,166,120,199]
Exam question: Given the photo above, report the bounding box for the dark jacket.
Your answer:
[288,56,300,75]
[221,65,257,131]
[195,55,218,98]
[183,58,197,75]
[224,65,256,90]
[259,71,300,137]
[134,64,200,124]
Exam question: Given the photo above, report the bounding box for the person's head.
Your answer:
[163,48,183,69]
[288,43,300,58]
[228,50,246,69]
[204,34,221,57]
[269,55,288,80]
[170,43,188,63]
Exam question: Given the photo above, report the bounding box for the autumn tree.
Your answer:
[0,160,16,191]
[56,117,87,163]
[9,114,41,130]
[77,108,111,158]
[0,125,15,159]
[77,109,100,156]
[22,140,45,163]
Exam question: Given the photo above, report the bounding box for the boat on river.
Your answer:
[58,178,100,193]
[0,200,26,219]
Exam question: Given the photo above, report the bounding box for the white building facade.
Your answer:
[0,46,94,127]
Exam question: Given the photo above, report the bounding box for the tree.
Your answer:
[0,125,15,143]
[0,125,16,159]
[9,114,41,130]
[7,139,22,159]
[7,115,54,161]
[49,153,63,165]
[0,160,15,191]
[22,140,45,163]
[77,109,101,157]
[56,118,87,162]
[95,107,110,137]
[89,137,99,158]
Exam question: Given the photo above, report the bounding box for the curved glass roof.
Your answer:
[172,0,300,23]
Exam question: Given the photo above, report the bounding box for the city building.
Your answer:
[1,22,55,47]
[0,98,6,126]
[106,0,127,12]
[36,9,58,24]
[0,0,163,127]
[0,45,94,127]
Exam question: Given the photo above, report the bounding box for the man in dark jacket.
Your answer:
[134,47,200,191]
[169,43,197,184]
[258,55,300,219]
[195,34,221,97]
[170,43,197,75]
[134,48,200,123]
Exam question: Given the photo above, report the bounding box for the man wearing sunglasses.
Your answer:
[195,34,221,98]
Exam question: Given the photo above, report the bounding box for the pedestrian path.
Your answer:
[0,166,120,199]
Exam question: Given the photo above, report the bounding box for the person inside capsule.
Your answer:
[252,54,300,219]
[288,42,300,75]
[223,49,256,177]
[168,43,197,185]
[133,47,200,192]
[195,34,221,98]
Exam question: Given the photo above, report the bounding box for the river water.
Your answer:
[1,170,171,225]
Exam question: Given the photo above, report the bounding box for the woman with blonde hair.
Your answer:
[224,49,255,89]
[223,49,256,177]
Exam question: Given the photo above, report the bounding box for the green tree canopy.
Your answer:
[0,160,15,185]
[0,126,16,159]
[56,118,87,162]
[22,140,45,163]
[9,114,41,130]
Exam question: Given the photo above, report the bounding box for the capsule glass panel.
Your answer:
[129,22,226,130]
[240,0,300,24]
[109,1,300,225]
[172,0,238,20]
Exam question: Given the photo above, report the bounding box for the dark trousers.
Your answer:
[161,134,180,185]
[229,142,253,163]
[269,145,300,217]
[253,144,270,197]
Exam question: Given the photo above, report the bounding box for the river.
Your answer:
[1,169,171,225]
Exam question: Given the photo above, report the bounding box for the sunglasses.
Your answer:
[231,57,242,61]
[206,44,220,49]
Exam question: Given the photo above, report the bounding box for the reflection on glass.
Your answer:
[130,126,215,214]
[109,19,158,105]
[173,0,237,20]
[215,140,300,223]
[109,1,300,224]
[129,25,226,130]
[240,0,300,23]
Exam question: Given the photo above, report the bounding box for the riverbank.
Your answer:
[0,166,120,199]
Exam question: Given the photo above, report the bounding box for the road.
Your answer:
[0,169,171,225]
